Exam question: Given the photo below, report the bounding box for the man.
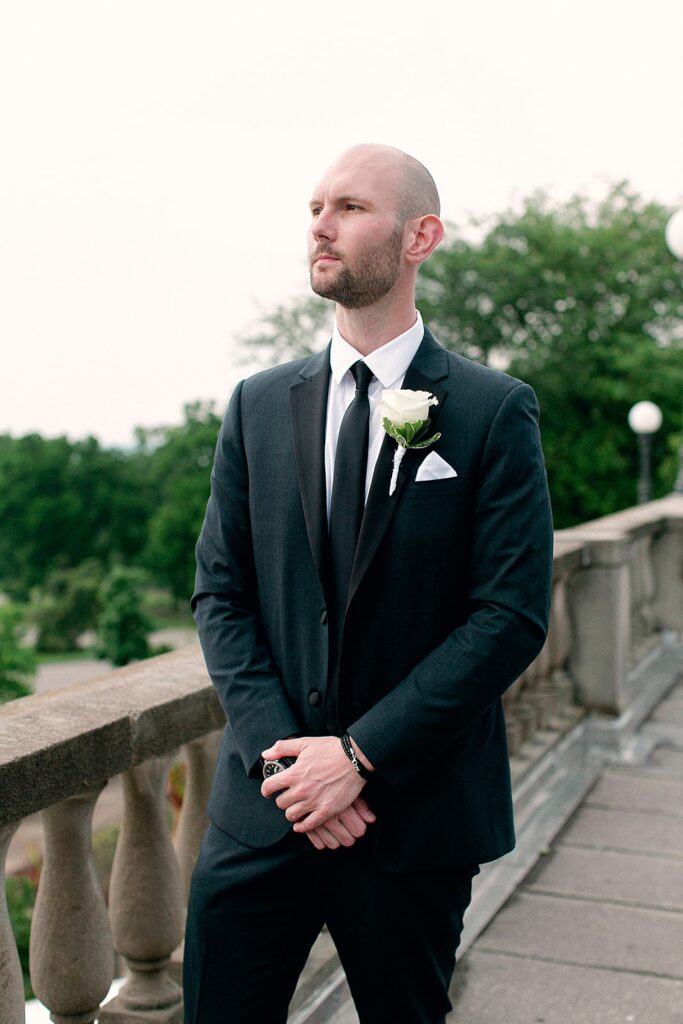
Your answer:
[184,144,554,1023]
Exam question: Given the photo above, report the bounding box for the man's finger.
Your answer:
[352,796,376,822]
[314,825,340,849]
[292,806,331,833]
[261,738,306,760]
[338,806,367,838]
[322,816,356,848]
[283,800,311,822]
[307,830,326,851]
[261,765,297,799]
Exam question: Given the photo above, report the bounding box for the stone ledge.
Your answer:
[0,645,225,827]
[556,492,683,540]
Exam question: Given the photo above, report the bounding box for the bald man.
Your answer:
[184,144,554,1023]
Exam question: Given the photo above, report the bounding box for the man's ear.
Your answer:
[404,215,444,266]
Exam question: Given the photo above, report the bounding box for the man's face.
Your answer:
[307,151,406,309]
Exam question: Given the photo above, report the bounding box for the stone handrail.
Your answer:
[1,647,225,1023]
[1,494,682,1022]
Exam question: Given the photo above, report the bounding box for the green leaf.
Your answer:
[409,432,442,450]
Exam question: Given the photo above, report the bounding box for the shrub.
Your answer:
[0,603,36,703]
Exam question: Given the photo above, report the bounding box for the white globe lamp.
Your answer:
[628,401,662,504]
[665,209,683,261]
[628,401,663,436]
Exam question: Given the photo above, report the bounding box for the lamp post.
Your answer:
[628,401,662,504]
[664,209,683,493]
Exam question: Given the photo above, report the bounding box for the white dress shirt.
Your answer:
[325,310,425,521]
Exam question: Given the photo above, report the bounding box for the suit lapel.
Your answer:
[289,344,332,598]
[346,329,450,611]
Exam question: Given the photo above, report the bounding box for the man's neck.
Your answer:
[334,292,418,356]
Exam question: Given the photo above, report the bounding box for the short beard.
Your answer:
[310,222,404,309]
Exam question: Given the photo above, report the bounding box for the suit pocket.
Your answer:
[402,476,468,499]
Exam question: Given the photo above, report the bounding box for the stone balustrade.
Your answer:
[1,495,682,1022]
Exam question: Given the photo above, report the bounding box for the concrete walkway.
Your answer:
[448,680,683,1024]
[322,680,683,1024]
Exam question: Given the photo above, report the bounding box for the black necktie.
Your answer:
[328,360,374,620]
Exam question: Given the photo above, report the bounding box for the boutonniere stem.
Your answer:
[374,389,442,496]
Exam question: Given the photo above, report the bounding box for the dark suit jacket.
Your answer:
[192,327,554,870]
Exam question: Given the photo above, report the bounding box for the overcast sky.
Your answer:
[1,0,682,446]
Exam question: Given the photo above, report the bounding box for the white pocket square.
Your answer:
[415,451,458,482]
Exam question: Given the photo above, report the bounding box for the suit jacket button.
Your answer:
[308,690,322,707]
[320,609,328,625]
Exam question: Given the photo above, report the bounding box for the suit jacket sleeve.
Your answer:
[348,382,554,789]
[191,380,300,778]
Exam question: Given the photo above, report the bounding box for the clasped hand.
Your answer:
[260,736,376,851]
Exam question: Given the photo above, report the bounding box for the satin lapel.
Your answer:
[289,345,332,598]
[346,330,450,611]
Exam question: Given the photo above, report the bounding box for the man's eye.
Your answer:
[311,208,322,217]
[345,203,362,211]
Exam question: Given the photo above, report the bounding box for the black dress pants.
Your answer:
[183,821,478,1024]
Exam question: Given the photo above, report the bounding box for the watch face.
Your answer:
[262,759,286,778]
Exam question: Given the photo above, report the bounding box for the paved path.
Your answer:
[325,680,683,1024]
[448,680,683,1024]
[31,629,197,694]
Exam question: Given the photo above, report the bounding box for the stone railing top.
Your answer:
[557,494,683,543]
[2,494,681,828]
[0,643,224,827]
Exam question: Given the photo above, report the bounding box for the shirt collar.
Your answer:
[330,310,424,389]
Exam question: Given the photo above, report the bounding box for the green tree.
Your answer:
[238,184,683,527]
[0,434,153,599]
[141,402,223,601]
[436,185,683,524]
[95,567,153,666]
[0,603,36,703]
[239,295,332,365]
[31,559,104,653]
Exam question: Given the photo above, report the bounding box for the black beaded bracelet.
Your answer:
[341,732,370,781]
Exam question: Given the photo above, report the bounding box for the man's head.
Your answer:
[308,144,443,310]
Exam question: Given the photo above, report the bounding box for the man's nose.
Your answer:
[311,207,336,241]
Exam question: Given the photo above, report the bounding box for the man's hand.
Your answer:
[306,796,376,851]
[261,735,367,833]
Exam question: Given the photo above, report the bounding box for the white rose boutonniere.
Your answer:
[375,389,441,495]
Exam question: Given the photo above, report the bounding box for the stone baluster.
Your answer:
[168,729,222,984]
[174,729,222,903]
[527,640,554,729]
[503,678,525,755]
[567,532,632,713]
[99,755,184,1024]
[638,534,657,656]
[650,515,683,633]
[29,787,114,1024]
[1,821,24,1024]
[514,669,537,745]
[548,574,576,724]
[629,535,651,662]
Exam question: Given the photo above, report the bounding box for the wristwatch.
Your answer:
[261,755,296,779]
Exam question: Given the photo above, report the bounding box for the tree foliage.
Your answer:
[0,603,36,703]
[239,294,332,365]
[430,183,683,524]
[95,567,153,666]
[31,559,104,653]
[0,434,152,599]
[236,184,683,527]
[140,401,223,601]
[2,185,681,611]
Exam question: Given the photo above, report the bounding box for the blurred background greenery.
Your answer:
[1,184,682,703]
